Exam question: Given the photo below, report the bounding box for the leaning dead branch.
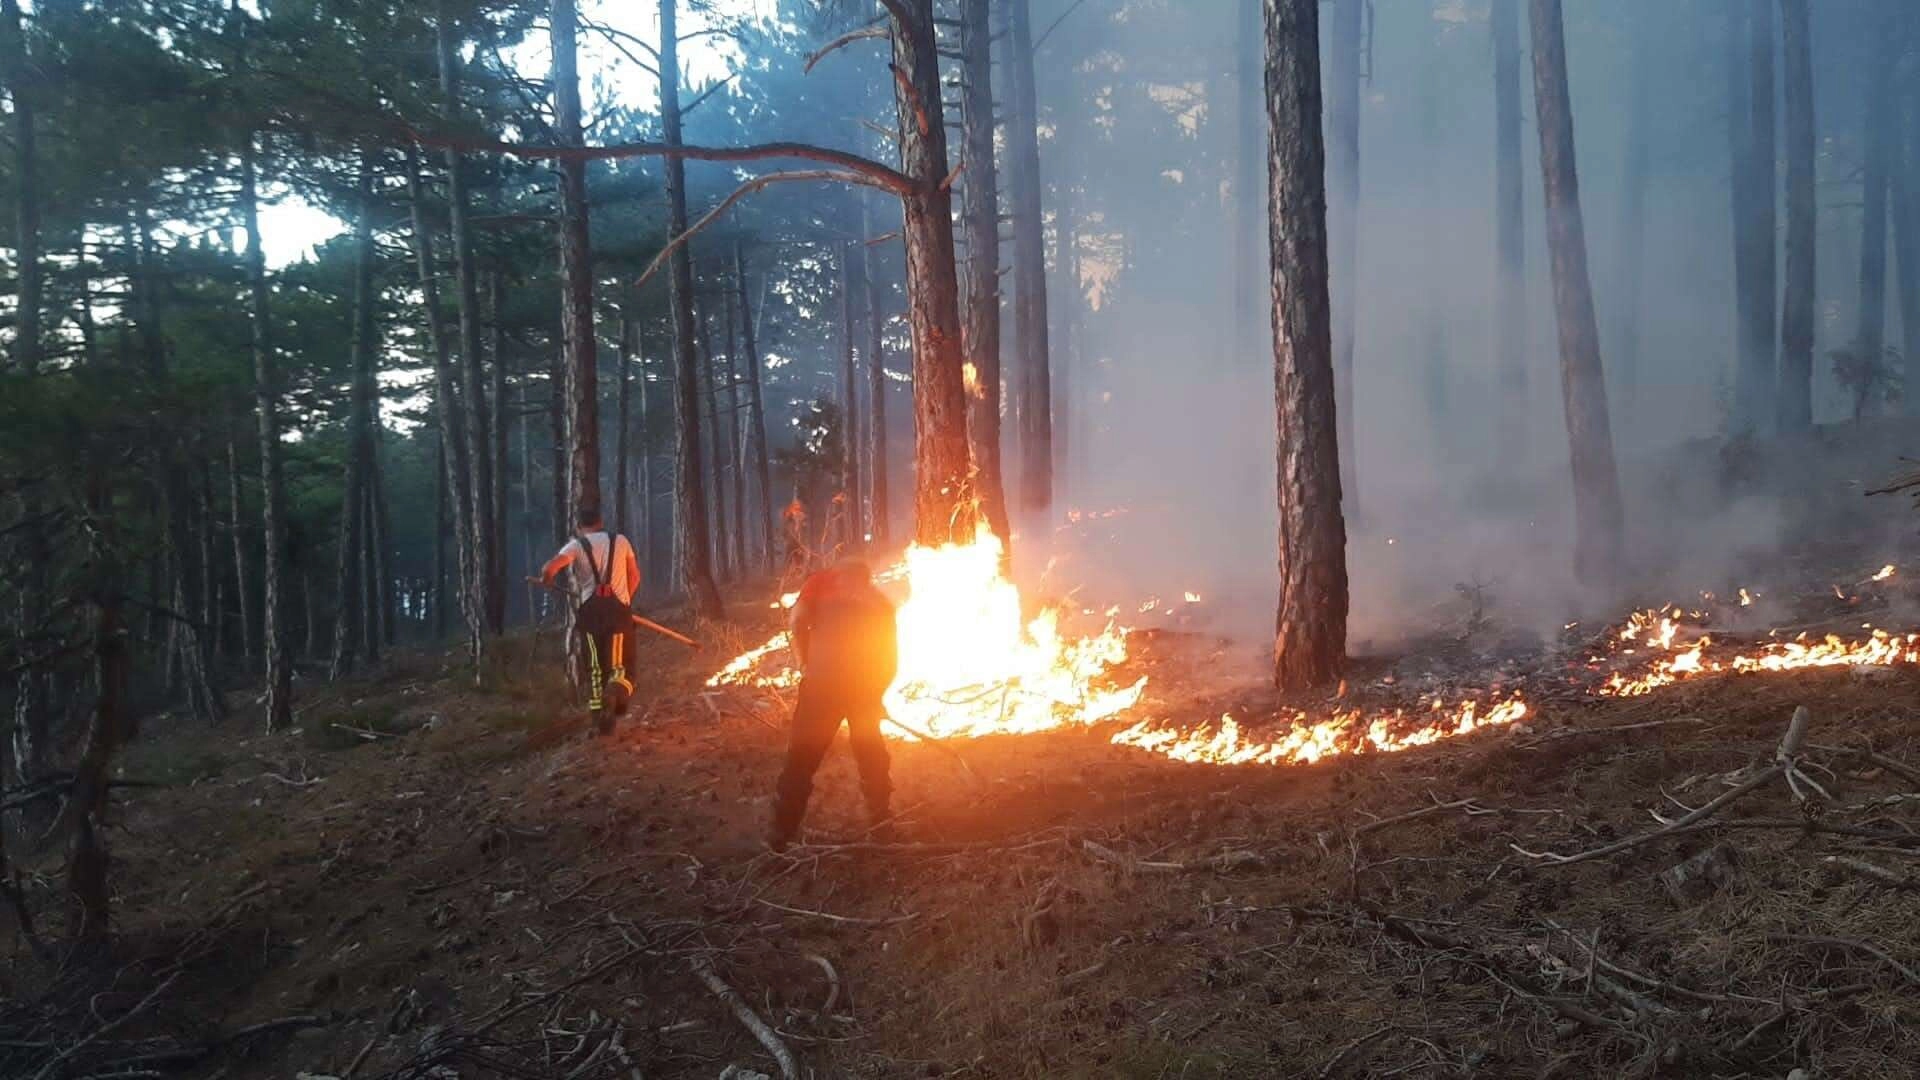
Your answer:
[754,898,918,927]
[1772,934,1920,989]
[1080,839,1265,874]
[691,954,798,1080]
[1514,707,1811,867]
[1822,855,1917,890]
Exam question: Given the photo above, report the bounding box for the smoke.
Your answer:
[1024,0,1911,658]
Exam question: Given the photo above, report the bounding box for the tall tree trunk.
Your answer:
[488,270,509,602]
[1264,0,1347,691]
[1529,0,1625,585]
[889,0,975,545]
[403,143,478,646]
[1005,0,1052,515]
[661,0,725,614]
[861,230,890,547]
[330,158,379,681]
[1053,157,1081,506]
[1856,21,1896,402]
[246,133,293,730]
[959,0,1011,549]
[135,204,226,723]
[553,0,599,533]
[1325,0,1362,513]
[1612,17,1651,414]
[367,437,393,655]
[698,306,729,578]
[438,3,500,638]
[434,432,449,638]
[224,426,254,661]
[1727,0,1773,435]
[1896,70,1920,412]
[839,245,864,547]
[1232,0,1263,371]
[723,286,747,570]
[1777,0,1815,431]
[1748,0,1777,428]
[636,323,658,584]
[735,245,775,567]
[3,0,50,785]
[616,310,633,536]
[1492,0,1527,459]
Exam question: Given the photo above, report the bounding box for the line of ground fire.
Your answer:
[710,536,1918,767]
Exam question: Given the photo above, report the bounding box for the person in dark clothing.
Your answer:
[767,558,899,851]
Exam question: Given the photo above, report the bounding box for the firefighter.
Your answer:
[767,558,899,851]
[533,507,640,732]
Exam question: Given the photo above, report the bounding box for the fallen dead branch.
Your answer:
[1822,855,1918,890]
[1771,934,1920,989]
[1514,707,1811,867]
[1080,839,1265,874]
[691,954,798,1080]
[754,898,917,927]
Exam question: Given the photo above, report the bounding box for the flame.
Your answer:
[711,548,1920,772]
[962,362,981,398]
[1874,564,1897,582]
[708,525,1146,739]
[1595,601,1920,697]
[1112,697,1530,766]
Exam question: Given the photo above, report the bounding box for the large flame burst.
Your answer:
[711,548,1920,768]
[708,526,1147,740]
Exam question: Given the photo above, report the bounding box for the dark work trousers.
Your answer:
[576,624,632,713]
[773,675,892,836]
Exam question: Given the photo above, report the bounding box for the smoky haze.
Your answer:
[1022,0,1918,655]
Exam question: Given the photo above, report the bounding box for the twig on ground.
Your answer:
[1809,742,1920,789]
[31,972,181,1080]
[1316,1024,1394,1079]
[1823,855,1917,890]
[804,953,841,1015]
[1772,934,1920,988]
[691,955,798,1080]
[754,898,917,927]
[1512,764,1781,866]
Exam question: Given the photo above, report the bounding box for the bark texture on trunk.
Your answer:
[617,311,633,536]
[224,427,253,661]
[1264,0,1348,691]
[1777,0,1815,431]
[1748,0,1777,428]
[1325,0,1362,514]
[1492,0,1526,458]
[1612,16,1650,413]
[553,0,600,533]
[863,227,890,546]
[723,288,747,570]
[4,0,50,780]
[330,159,380,681]
[403,143,478,647]
[736,244,775,567]
[1727,0,1775,435]
[839,246,864,548]
[1896,72,1920,412]
[891,0,976,545]
[1529,0,1625,586]
[1856,23,1896,398]
[1005,0,1052,515]
[662,0,724,616]
[959,0,1011,549]
[438,4,499,640]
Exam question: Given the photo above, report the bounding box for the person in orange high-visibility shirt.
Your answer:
[533,506,641,733]
[766,558,899,851]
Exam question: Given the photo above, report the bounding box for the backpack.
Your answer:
[574,532,631,638]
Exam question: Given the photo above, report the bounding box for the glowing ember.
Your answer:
[1874,564,1897,581]
[1184,591,1203,603]
[708,525,1146,739]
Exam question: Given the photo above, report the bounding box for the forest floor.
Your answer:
[11,548,1920,1079]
